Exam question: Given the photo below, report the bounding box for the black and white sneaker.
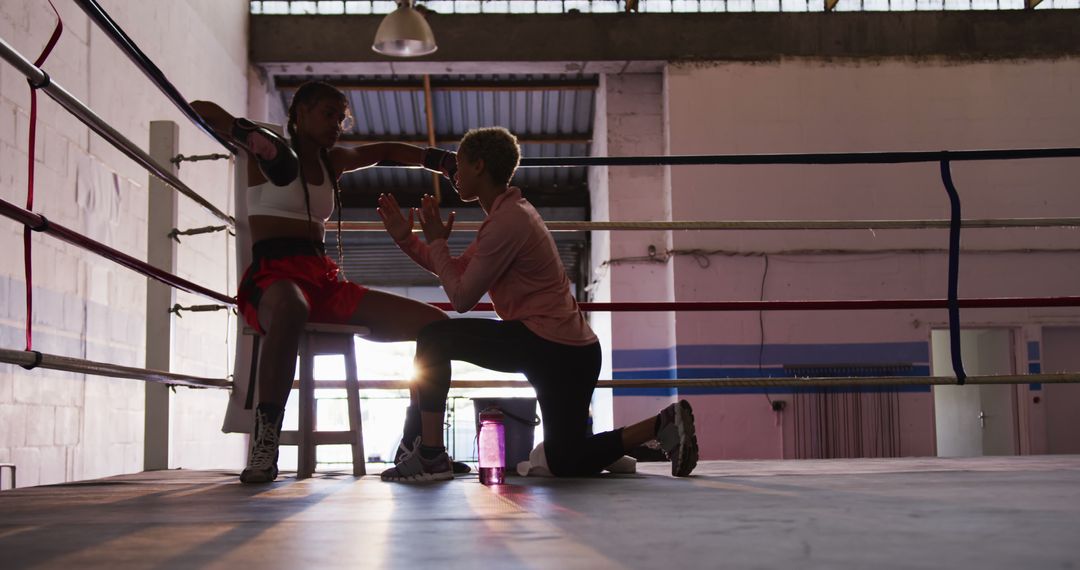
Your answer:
[381,441,454,483]
[240,407,283,484]
[655,400,699,477]
[395,436,471,475]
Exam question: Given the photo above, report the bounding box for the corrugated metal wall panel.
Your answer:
[329,231,585,288]
[277,73,594,288]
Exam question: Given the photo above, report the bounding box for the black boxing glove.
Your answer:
[232,118,299,187]
[423,147,458,190]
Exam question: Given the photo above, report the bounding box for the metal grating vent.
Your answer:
[327,231,586,288]
[785,364,911,460]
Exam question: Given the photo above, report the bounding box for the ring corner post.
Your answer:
[144,120,180,471]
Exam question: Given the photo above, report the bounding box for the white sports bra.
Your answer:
[246,159,336,222]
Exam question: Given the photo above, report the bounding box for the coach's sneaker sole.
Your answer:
[656,400,699,477]
[395,436,471,475]
[381,445,454,483]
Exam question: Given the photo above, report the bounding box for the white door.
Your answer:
[932,329,1017,457]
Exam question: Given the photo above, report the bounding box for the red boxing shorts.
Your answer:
[237,238,368,334]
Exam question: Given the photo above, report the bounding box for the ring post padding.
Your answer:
[18,350,43,370]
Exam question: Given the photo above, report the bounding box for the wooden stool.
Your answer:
[249,323,371,479]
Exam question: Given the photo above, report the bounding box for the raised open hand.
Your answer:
[376,193,415,242]
[418,194,455,244]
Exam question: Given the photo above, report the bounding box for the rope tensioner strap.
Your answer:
[171,153,231,166]
[169,304,234,317]
[168,225,233,243]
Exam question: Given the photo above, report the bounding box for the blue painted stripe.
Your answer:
[678,385,932,395]
[611,343,938,398]
[610,366,934,395]
[676,365,932,379]
[1028,361,1042,390]
[611,347,676,370]
[1028,341,1040,361]
[613,369,678,380]
[612,368,678,395]
[613,388,678,397]
[676,342,930,367]
[613,342,931,370]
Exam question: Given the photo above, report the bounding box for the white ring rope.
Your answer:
[3,347,1075,390]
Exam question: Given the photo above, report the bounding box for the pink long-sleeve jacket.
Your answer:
[395,187,597,346]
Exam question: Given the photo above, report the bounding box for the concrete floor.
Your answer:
[2,456,1079,569]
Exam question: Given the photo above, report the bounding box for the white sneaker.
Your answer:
[655,400,699,477]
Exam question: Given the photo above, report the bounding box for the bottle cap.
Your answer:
[479,406,504,423]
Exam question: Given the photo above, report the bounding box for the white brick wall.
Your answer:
[0,0,249,486]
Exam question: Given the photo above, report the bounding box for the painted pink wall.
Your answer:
[1042,327,1080,454]
[592,74,681,427]
[649,59,1080,459]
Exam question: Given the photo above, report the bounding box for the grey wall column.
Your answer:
[144,121,179,471]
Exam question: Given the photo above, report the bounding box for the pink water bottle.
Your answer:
[478,407,506,485]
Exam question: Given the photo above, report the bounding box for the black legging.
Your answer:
[414,318,625,476]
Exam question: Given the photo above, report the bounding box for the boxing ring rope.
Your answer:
[324,374,1080,391]
[434,298,1080,313]
[518,147,1080,167]
[0,197,234,305]
[0,348,229,389]
[71,0,236,154]
[1,344,1075,392]
[0,10,235,377]
[341,218,1080,232]
[2,10,1079,390]
[0,36,233,225]
[524,147,1080,384]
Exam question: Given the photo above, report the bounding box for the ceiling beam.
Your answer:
[253,12,1080,64]
[337,134,592,145]
[422,74,441,202]
[275,77,599,91]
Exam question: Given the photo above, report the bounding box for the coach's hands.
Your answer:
[418,194,455,244]
[377,193,414,242]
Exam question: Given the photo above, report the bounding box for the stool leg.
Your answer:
[297,332,316,479]
[344,339,366,476]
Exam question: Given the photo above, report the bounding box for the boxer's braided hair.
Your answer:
[287,81,350,280]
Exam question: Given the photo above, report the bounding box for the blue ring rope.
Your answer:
[940,158,967,385]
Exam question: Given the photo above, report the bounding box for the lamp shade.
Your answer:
[372,1,437,57]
